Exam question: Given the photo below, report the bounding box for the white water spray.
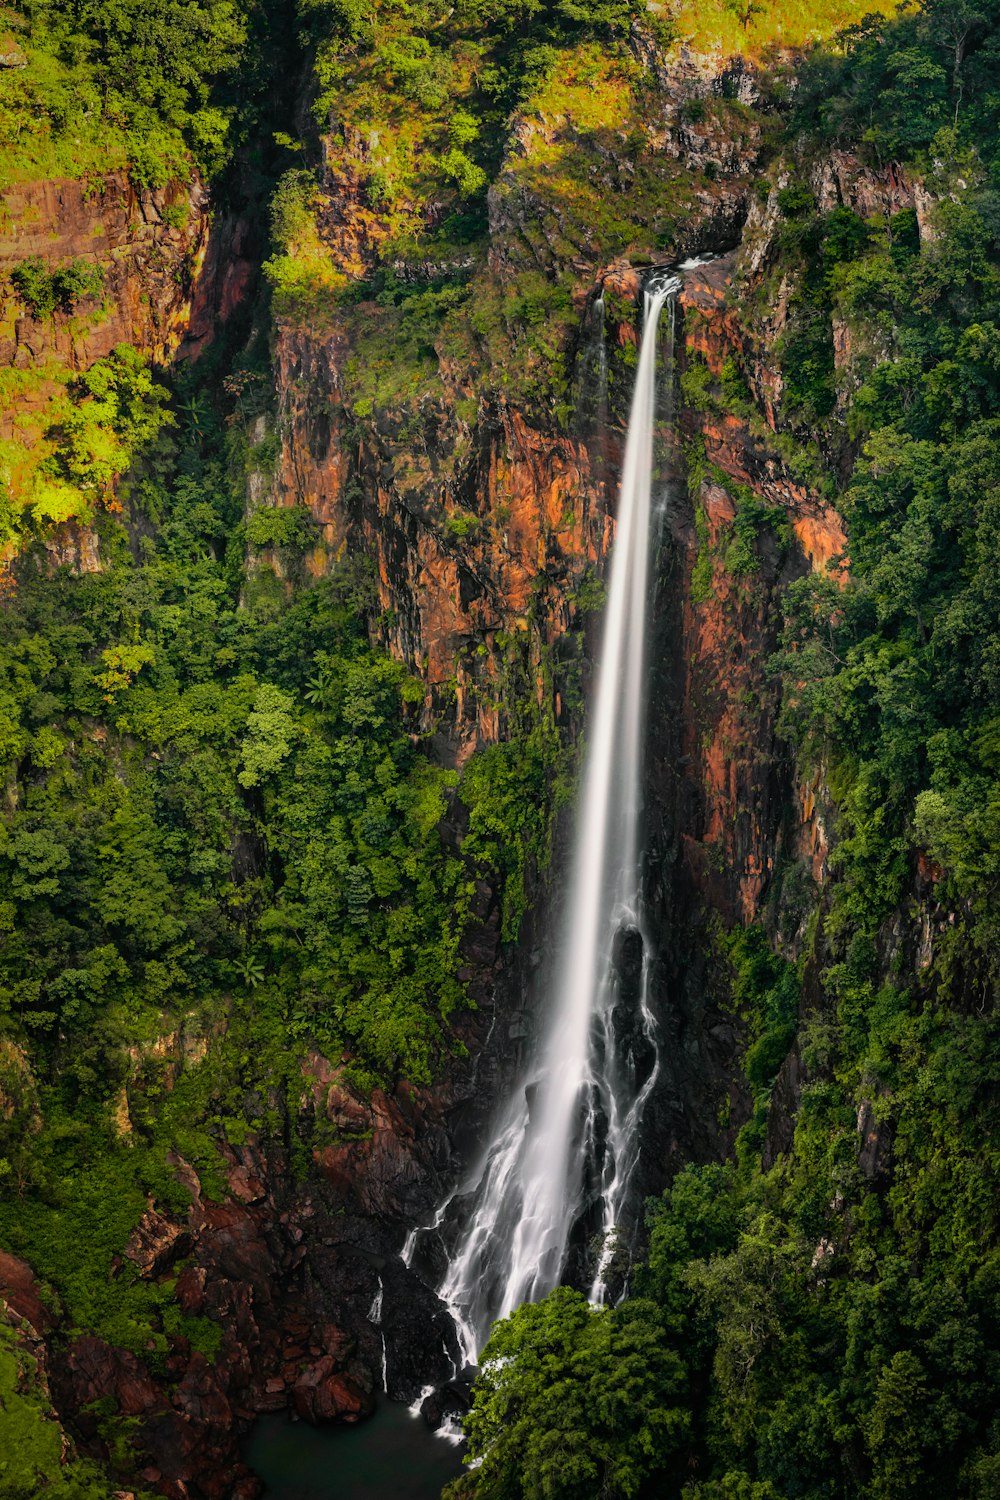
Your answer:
[368,1275,388,1391]
[436,273,681,1364]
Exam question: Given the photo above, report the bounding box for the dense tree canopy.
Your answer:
[2,0,1000,1493]
[449,3,1000,1497]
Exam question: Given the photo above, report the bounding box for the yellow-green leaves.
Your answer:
[237,683,298,788]
[93,643,155,703]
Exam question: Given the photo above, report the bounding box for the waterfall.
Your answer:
[433,272,681,1366]
[576,289,608,442]
[368,1275,388,1391]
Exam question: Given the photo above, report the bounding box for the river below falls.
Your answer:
[245,1402,466,1499]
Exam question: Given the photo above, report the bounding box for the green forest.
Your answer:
[1,0,999,1495]
[452,3,1000,1496]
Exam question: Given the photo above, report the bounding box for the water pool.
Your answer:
[245,1402,466,1499]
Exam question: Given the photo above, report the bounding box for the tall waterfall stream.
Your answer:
[420,272,683,1368]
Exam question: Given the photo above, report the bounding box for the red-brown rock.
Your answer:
[0,1249,55,1332]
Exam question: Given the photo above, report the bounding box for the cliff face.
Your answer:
[0,29,953,1500]
[0,173,208,407]
[673,254,846,921]
[0,170,211,572]
[269,320,609,753]
[259,41,768,753]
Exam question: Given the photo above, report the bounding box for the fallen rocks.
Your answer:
[291,1354,374,1423]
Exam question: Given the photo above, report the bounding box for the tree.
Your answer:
[918,0,989,121]
[724,0,765,31]
[451,1288,690,1500]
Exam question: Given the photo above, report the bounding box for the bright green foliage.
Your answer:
[245,505,315,550]
[49,345,175,506]
[2,1,999,1495]
[450,1288,690,1500]
[796,0,1000,171]
[1,0,251,183]
[0,1314,127,1498]
[282,0,748,428]
[0,463,466,1092]
[721,928,799,1169]
[458,733,563,941]
[9,258,104,319]
[0,344,177,534]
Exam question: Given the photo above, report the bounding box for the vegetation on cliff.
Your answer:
[1,0,1000,1494]
[0,324,560,1488]
[0,0,253,184]
[450,2,1000,1497]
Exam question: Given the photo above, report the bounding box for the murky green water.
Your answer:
[246,1403,466,1499]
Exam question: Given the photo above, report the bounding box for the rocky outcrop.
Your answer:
[664,254,846,926]
[123,1212,192,1280]
[0,172,208,436]
[0,1247,55,1332]
[270,316,609,750]
[48,1148,382,1499]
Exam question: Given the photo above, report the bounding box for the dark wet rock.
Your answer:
[857,1097,894,1182]
[613,925,645,1005]
[610,927,657,1089]
[762,1045,803,1169]
[420,1377,472,1432]
[291,1355,374,1424]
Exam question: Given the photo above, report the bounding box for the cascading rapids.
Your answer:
[427,272,681,1367]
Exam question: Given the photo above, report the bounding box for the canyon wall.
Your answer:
[0,49,810,1497]
[0,32,947,1500]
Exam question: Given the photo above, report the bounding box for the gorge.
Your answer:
[434,271,677,1361]
[0,0,999,1498]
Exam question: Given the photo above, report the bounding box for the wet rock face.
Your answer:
[611,926,656,1088]
[630,240,854,1197]
[664,253,847,927]
[289,1343,374,1425]
[420,1378,472,1431]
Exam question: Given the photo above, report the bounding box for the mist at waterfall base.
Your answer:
[423,273,682,1367]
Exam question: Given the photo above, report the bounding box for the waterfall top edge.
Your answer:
[643,269,683,299]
